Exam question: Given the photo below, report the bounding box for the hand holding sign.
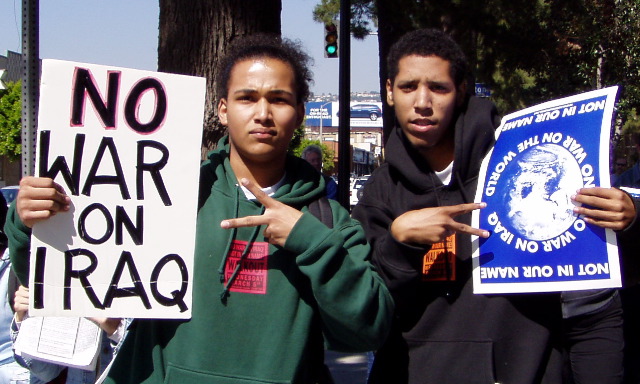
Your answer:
[572,187,635,231]
[17,176,71,228]
[220,178,303,247]
[13,285,29,322]
[390,202,490,245]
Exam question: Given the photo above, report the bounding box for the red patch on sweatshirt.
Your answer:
[421,234,456,281]
[224,240,269,294]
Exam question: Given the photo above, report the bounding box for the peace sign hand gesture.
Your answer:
[390,203,490,245]
[220,178,303,247]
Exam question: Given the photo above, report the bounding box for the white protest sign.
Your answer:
[30,59,205,318]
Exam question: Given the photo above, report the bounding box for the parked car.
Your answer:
[0,186,18,207]
[349,175,370,209]
[338,104,382,121]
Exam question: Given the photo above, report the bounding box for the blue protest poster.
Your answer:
[472,86,621,294]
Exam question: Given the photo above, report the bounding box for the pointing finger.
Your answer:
[221,214,268,230]
[446,202,487,218]
[450,222,490,238]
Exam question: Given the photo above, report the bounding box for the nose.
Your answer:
[414,86,432,111]
[254,98,271,122]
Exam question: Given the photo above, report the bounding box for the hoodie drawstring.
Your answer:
[428,173,453,283]
[455,171,471,204]
[218,185,266,304]
[429,170,470,284]
[218,186,240,283]
[220,219,262,303]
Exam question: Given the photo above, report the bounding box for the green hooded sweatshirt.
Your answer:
[6,137,394,384]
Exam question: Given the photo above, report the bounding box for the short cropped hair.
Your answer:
[216,34,313,104]
[387,29,468,87]
[301,145,322,159]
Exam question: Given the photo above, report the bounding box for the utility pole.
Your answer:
[337,0,350,210]
[22,0,39,177]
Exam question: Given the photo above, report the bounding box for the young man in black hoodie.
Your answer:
[352,28,639,384]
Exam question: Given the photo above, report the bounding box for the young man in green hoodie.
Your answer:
[6,34,393,383]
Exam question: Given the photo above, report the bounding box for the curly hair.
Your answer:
[387,29,468,87]
[216,34,314,104]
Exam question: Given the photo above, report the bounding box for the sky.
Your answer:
[0,0,381,95]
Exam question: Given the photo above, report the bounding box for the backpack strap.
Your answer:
[307,197,333,229]
[7,268,20,313]
[306,196,336,384]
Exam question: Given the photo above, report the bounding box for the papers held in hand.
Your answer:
[14,317,102,371]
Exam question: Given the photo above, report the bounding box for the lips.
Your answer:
[409,118,437,131]
[249,128,276,137]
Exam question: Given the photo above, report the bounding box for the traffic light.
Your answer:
[324,22,338,58]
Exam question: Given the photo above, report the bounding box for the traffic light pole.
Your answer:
[337,0,351,210]
[22,0,39,177]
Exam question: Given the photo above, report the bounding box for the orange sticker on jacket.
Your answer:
[422,234,456,281]
[224,240,269,294]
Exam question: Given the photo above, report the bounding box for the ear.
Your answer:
[218,98,228,125]
[456,81,467,107]
[385,79,395,107]
[295,102,305,127]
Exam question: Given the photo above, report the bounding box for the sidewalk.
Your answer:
[325,350,369,384]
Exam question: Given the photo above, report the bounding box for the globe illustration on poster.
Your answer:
[505,144,583,241]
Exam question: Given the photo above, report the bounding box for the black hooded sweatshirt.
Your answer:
[352,97,566,384]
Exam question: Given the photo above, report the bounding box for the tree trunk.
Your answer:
[158,0,282,157]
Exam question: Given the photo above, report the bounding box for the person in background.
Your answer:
[11,285,125,384]
[0,253,30,384]
[614,133,640,189]
[611,156,627,186]
[352,28,638,384]
[5,34,393,384]
[301,144,338,200]
[611,134,640,383]
[0,192,29,384]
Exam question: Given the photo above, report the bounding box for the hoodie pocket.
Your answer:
[164,363,290,384]
[406,339,496,384]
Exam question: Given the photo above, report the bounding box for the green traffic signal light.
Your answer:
[324,23,338,58]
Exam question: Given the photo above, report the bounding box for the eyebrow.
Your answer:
[394,79,418,86]
[233,88,295,97]
[395,79,451,88]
